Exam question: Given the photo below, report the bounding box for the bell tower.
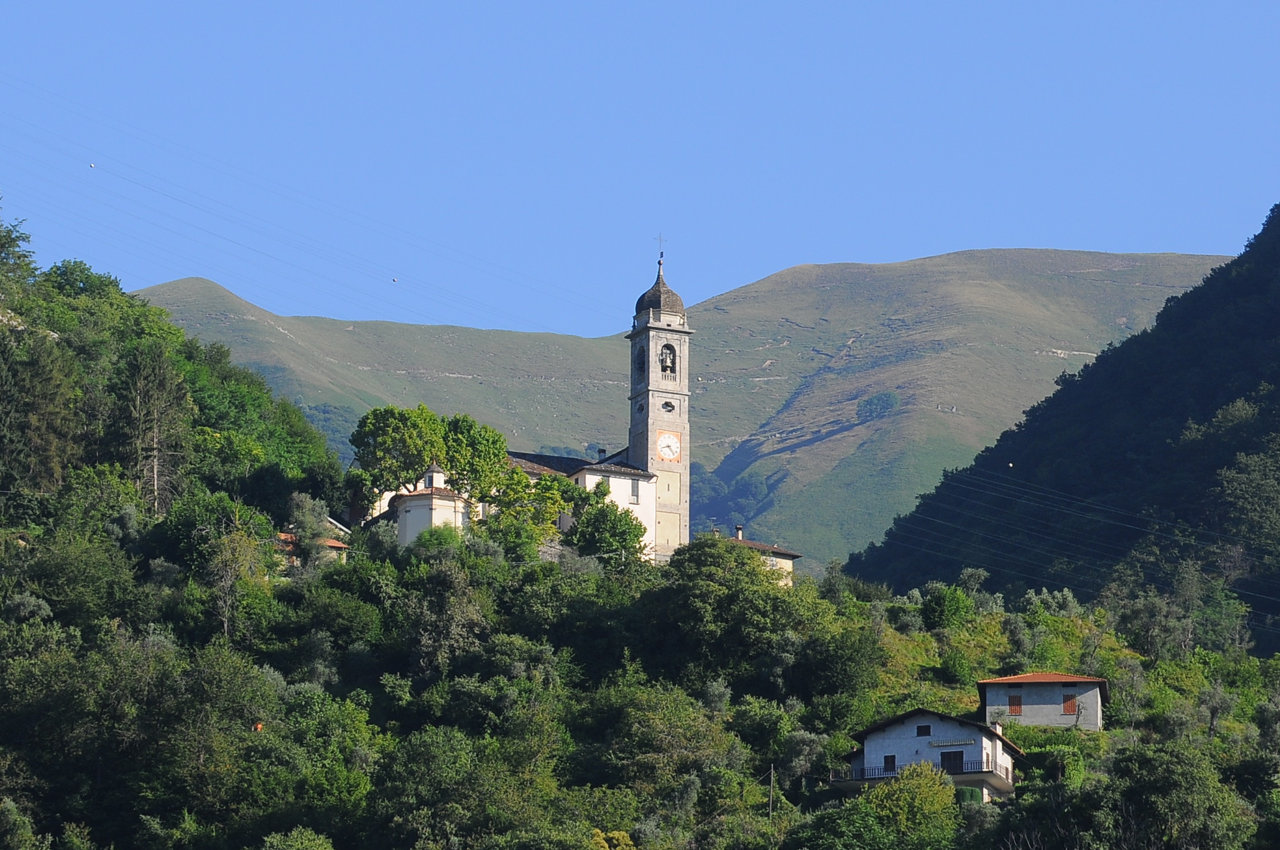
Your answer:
[627,255,692,558]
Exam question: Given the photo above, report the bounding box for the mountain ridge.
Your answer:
[140,248,1227,568]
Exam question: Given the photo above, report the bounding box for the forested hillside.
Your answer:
[5,209,1280,850]
[845,204,1280,648]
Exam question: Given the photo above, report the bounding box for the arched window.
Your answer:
[659,344,677,376]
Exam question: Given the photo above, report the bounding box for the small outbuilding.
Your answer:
[977,672,1110,732]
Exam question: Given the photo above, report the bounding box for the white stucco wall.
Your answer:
[983,682,1104,731]
[394,492,471,547]
[761,553,795,587]
[575,470,657,555]
[853,714,1012,781]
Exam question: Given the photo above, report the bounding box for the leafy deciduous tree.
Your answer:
[349,405,445,496]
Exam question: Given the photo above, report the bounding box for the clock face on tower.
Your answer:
[656,430,682,462]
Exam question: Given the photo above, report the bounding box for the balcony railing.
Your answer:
[851,759,1012,784]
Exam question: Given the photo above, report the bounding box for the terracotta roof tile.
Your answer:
[389,487,463,501]
[977,673,1107,685]
[977,672,1110,704]
[730,538,802,559]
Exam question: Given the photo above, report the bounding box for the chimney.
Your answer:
[597,448,606,461]
[735,525,744,540]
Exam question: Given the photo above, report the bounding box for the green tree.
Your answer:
[38,260,122,299]
[117,339,192,513]
[349,404,445,495]
[208,525,271,639]
[0,797,52,850]
[1083,743,1254,850]
[0,329,30,509]
[0,211,37,292]
[574,668,748,826]
[644,536,815,696]
[483,466,573,562]
[150,489,273,572]
[861,762,958,850]
[920,585,975,631]
[366,725,478,847]
[260,827,334,850]
[780,797,893,850]
[287,492,335,572]
[442,413,509,499]
[564,484,652,592]
[9,331,81,493]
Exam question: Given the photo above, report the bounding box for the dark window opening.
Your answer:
[659,344,677,375]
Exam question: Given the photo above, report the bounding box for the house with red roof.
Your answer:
[835,672,1109,802]
[978,672,1110,732]
[717,525,800,587]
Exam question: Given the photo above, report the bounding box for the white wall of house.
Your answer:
[394,492,472,547]
[851,714,1014,797]
[856,716,1002,773]
[760,553,796,586]
[574,470,657,555]
[983,682,1104,732]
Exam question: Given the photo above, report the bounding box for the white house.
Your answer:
[977,672,1109,732]
[387,464,475,547]
[841,708,1022,802]
[719,525,801,587]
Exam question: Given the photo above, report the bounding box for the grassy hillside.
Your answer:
[142,249,1225,569]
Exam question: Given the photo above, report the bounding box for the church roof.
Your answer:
[508,451,653,480]
[634,259,685,315]
[388,487,465,502]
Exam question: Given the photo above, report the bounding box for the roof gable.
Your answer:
[730,538,802,559]
[851,708,1025,756]
[977,672,1110,703]
[508,451,653,480]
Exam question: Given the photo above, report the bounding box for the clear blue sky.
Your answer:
[2,2,1277,337]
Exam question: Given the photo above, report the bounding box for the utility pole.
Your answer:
[768,762,775,821]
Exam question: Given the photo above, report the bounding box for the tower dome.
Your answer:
[634,258,685,315]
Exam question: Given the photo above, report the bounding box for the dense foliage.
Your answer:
[6,209,1280,849]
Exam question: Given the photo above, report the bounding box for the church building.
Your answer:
[376,259,797,568]
[508,257,692,560]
